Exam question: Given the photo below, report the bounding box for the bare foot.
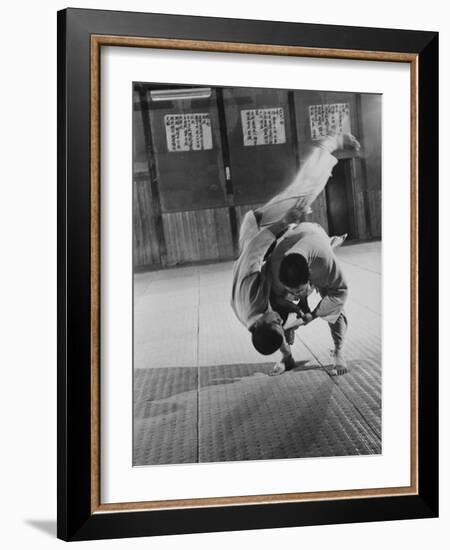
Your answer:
[269,355,296,376]
[331,352,349,376]
[269,361,286,376]
[330,364,349,376]
[341,133,361,152]
[326,350,349,376]
[330,233,348,249]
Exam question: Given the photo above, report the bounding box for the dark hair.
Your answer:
[251,322,283,355]
[279,253,309,288]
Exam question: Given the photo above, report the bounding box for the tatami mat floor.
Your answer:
[133,241,381,465]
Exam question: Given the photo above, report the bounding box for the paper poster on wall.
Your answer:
[309,103,351,140]
[164,113,213,152]
[241,108,286,146]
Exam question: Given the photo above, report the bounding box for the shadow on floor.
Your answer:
[25,519,56,538]
[133,361,381,465]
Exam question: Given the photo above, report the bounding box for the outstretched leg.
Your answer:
[255,133,360,229]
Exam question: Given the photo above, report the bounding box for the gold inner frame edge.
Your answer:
[89,34,419,514]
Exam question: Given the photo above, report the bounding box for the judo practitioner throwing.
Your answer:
[230,132,360,376]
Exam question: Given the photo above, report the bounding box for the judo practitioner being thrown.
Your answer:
[230,132,360,376]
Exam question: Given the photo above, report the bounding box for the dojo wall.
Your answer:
[133,85,382,270]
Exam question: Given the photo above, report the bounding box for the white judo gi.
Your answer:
[231,134,343,331]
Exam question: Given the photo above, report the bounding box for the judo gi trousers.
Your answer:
[299,297,348,353]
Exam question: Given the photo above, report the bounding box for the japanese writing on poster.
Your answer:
[308,103,351,140]
[241,108,286,146]
[164,113,213,152]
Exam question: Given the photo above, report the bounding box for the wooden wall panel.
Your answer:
[162,208,234,266]
[133,175,161,268]
[133,90,148,174]
[214,208,236,259]
[359,94,382,239]
[368,189,382,238]
[354,190,368,240]
[359,95,382,192]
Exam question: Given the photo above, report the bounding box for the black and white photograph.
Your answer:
[132,83,382,466]
[0,0,443,545]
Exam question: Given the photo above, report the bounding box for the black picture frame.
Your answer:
[57,7,438,541]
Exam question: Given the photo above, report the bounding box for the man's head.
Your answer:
[250,311,284,355]
[279,253,310,297]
